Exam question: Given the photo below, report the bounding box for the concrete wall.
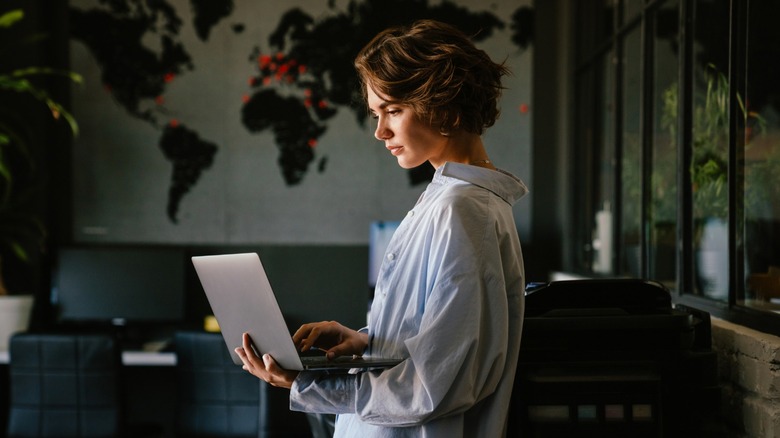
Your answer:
[712,318,780,437]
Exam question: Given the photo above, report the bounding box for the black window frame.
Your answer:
[570,0,780,336]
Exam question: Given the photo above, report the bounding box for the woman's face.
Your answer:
[367,86,448,169]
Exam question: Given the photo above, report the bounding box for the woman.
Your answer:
[236,19,527,437]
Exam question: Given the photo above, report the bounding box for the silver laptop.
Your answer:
[191,252,402,371]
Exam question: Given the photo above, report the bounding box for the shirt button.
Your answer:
[387,253,395,261]
[408,210,415,217]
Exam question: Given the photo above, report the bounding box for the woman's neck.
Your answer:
[430,131,493,169]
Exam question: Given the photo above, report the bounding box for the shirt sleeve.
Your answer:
[291,190,511,427]
[290,278,506,426]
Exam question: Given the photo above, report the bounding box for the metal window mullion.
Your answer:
[641,9,656,279]
[613,2,624,274]
[729,0,747,306]
[678,0,695,293]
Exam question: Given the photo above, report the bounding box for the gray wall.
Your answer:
[69,0,534,247]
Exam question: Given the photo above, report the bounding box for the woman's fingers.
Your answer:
[293,321,331,351]
[236,332,262,372]
[235,332,298,389]
[293,321,369,359]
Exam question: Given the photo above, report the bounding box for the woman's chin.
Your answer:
[396,157,426,170]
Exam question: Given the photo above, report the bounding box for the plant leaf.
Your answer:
[0,10,23,28]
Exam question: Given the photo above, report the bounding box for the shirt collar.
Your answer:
[435,162,529,205]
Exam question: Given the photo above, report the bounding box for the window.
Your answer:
[572,0,780,333]
[741,0,780,313]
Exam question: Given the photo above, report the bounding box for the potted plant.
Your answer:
[0,7,80,351]
[687,65,731,299]
[657,64,771,299]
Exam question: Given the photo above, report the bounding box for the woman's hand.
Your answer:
[293,321,369,360]
[235,332,299,389]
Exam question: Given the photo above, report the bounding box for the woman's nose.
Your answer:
[374,119,391,141]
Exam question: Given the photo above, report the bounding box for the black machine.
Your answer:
[508,279,722,437]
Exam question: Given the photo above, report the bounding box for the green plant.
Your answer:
[690,65,731,219]
[659,64,768,222]
[0,8,81,294]
[744,139,780,220]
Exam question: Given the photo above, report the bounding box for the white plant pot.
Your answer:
[697,218,729,300]
[0,295,34,352]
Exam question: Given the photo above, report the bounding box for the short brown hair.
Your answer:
[354,19,509,135]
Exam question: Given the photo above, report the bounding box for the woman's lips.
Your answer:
[387,145,403,156]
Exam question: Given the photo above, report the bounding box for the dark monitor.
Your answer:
[52,246,185,326]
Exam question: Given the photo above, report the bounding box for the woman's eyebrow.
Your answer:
[369,101,389,114]
[370,98,403,113]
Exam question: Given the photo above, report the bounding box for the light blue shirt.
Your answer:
[291,162,527,437]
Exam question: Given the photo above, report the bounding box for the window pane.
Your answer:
[591,53,616,274]
[622,0,644,25]
[580,52,617,274]
[651,0,680,289]
[620,25,642,277]
[576,0,616,64]
[691,0,730,300]
[742,0,780,313]
[574,69,597,272]
[574,73,589,272]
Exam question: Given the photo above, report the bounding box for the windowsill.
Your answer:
[738,299,780,315]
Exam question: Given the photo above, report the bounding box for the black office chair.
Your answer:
[6,333,122,438]
[174,331,312,438]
